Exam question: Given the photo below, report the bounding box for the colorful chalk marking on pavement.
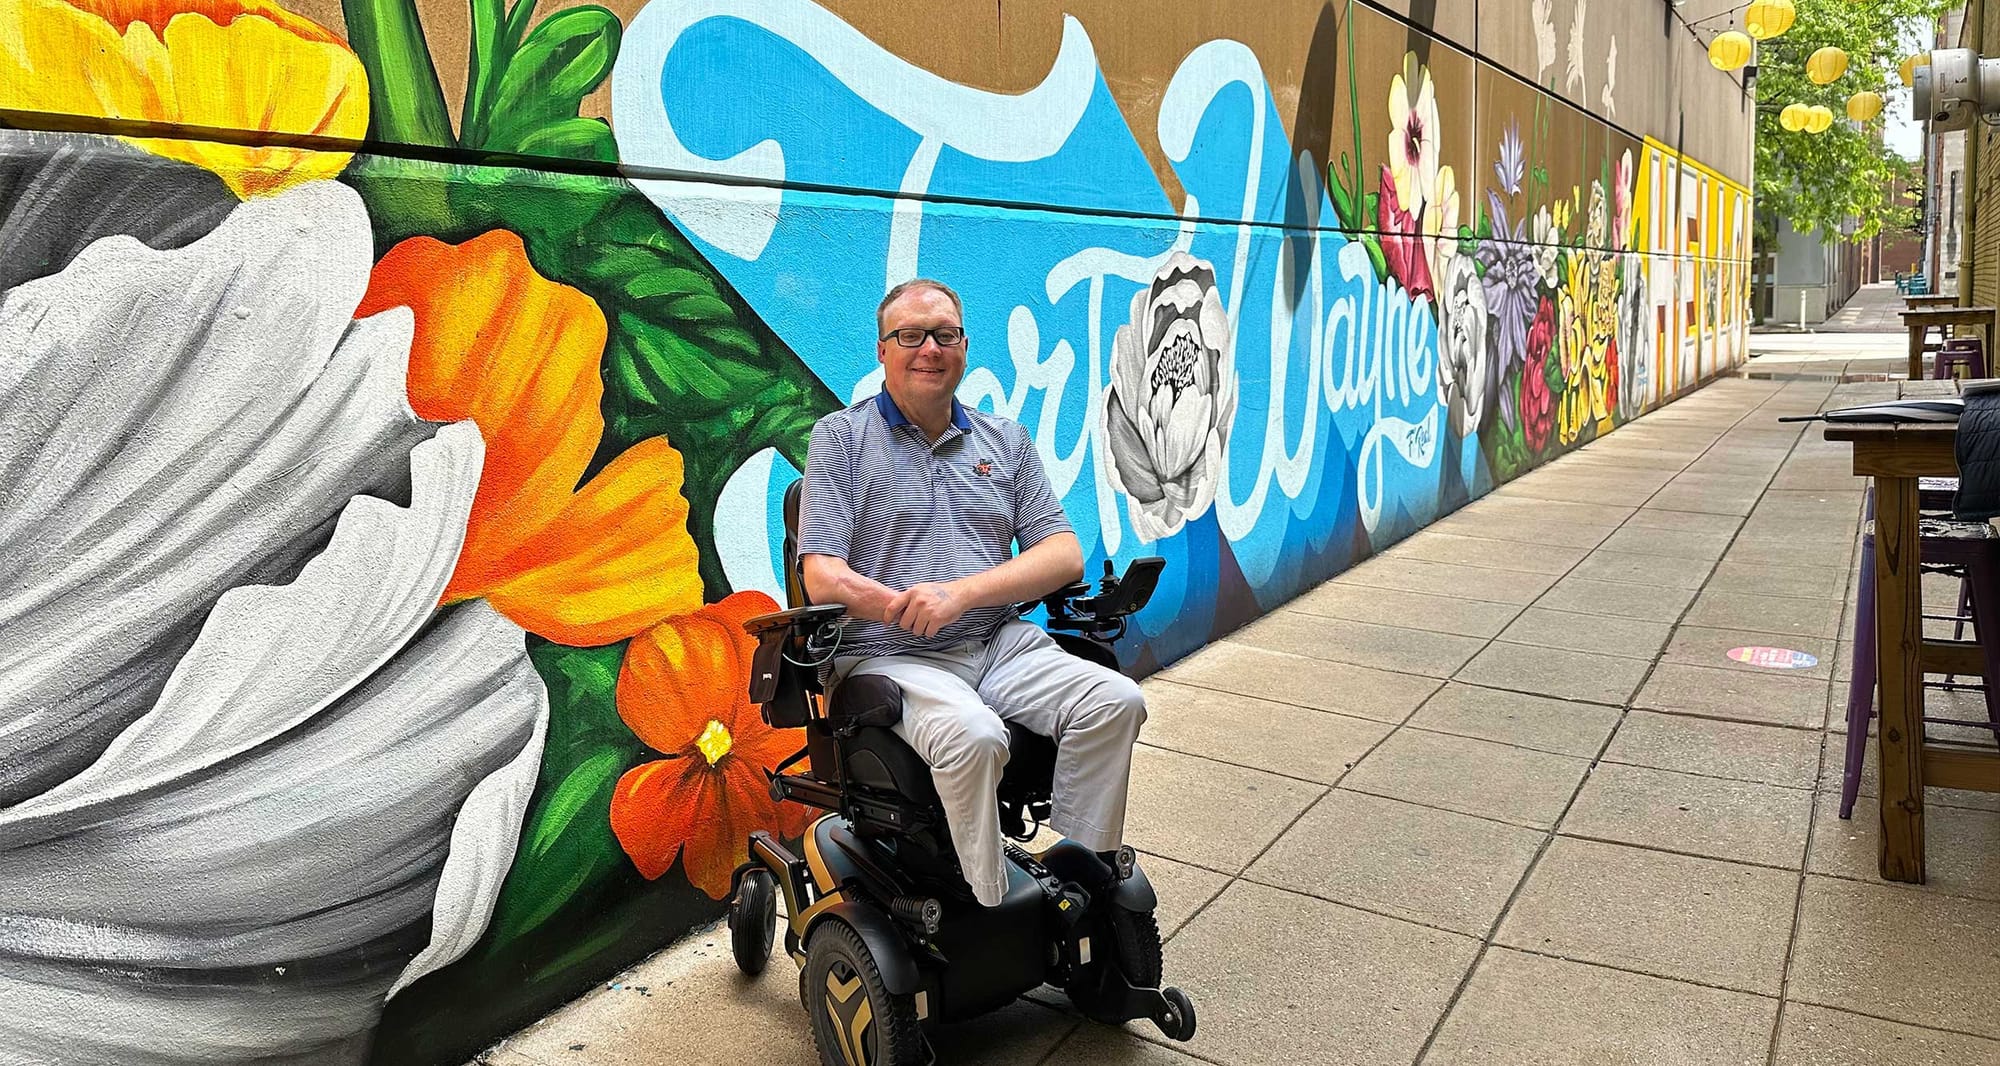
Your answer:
[1727,646,1820,669]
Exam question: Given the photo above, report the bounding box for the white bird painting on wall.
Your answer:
[1603,35,1618,117]
[1566,0,1588,98]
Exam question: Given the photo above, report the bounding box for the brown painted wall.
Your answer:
[276,0,1751,194]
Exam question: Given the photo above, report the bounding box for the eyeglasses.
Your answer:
[881,326,967,348]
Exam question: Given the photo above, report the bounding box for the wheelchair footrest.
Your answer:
[746,829,814,919]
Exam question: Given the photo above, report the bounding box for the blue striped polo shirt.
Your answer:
[796,391,1074,660]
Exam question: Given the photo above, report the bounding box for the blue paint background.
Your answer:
[648,13,1474,667]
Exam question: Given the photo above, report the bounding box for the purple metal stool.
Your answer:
[1841,495,2000,818]
[1933,337,1987,381]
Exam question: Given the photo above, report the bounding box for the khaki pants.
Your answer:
[830,621,1147,906]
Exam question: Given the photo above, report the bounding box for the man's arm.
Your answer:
[806,532,1082,634]
[892,427,1084,638]
[800,553,903,624]
[795,417,893,619]
[890,532,1083,638]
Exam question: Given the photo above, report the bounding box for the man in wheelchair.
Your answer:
[797,278,1147,910]
[725,279,1193,1062]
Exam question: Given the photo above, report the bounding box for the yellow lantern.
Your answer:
[1901,52,1931,87]
[1806,104,1836,133]
[1709,31,1754,72]
[1807,46,1850,85]
[1847,90,1884,122]
[1745,0,1796,40]
[1780,103,1809,131]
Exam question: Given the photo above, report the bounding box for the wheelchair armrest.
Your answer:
[1019,581,1090,617]
[743,603,847,636]
[745,604,848,709]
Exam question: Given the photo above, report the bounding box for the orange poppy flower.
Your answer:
[356,231,705,646]
[0,0,369,198]
[609,590,813,899]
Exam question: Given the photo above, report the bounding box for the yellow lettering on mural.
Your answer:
[1630,137,1751,395]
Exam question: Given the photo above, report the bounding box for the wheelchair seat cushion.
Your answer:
[841,725,940,803]
[839,719,1057,806]
[827,673,904,734]
[828,675,1059,809]
[997,723,1056,801]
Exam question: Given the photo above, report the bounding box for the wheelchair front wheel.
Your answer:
[1106,908,1163,987]
[729,868,777,976]
[803,921,926,1066]
[1157,986,1197,1041]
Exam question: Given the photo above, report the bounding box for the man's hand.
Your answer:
[888,582,968,638]
[884,534,1083,639]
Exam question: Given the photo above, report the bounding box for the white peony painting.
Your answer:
[1099,252,1240,543]
[1437,254,1492,439]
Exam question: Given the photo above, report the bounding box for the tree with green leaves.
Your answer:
[1747,0,1954,244]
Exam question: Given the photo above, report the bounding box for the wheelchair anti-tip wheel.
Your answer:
[803,921,926,1066]
[1157,986,1197,1041]
[728,868,777,976]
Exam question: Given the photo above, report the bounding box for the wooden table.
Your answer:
[1901,306,1998,378]
[1905,294,1958,309]
[1825,380,2000,882]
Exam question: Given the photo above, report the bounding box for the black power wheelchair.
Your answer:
[725,481,1197,1066]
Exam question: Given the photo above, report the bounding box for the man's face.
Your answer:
[877,287,968,410]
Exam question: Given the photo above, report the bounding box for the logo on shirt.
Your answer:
[973,460,993,477]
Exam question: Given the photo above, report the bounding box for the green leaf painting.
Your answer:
[339,0,838,976]
[479,7,621,156]
[343,0,839,598]
[344,0,623,163]
[341,0,453,145]
[484,640,637,947]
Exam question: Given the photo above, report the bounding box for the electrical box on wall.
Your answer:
[1913,48,2000,131]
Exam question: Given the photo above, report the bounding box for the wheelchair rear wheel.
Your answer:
[803,921,926,1066]
[729,868,777,975]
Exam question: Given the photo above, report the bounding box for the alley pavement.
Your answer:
[1753,278,1909,336]
[1814,280,1910,333]
[475,303,2000,1065]
[1746,282,1915,381]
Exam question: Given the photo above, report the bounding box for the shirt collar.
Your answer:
[875,390,972,433]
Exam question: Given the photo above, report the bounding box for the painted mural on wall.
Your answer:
[0,0,1750,1062]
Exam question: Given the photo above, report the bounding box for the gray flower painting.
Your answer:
[1100,252,1239,543]
[1618,252,1654,420]
[1438,254,1491,438]
[0,139,547,1065]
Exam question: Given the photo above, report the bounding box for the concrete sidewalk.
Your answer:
[1743,283,1912,382]
[1815,280,1910,333]
[1753,280,1909,336]
[474,375,2000,1066]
